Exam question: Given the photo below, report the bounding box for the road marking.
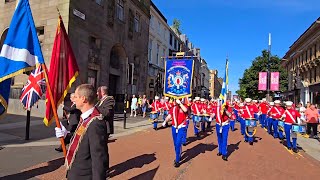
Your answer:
[297,152,304,158]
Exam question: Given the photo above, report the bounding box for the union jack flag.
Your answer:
[20,65,46,110]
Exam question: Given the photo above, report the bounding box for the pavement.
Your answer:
[0,114,320,179]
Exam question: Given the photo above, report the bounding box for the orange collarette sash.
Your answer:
[65,108,101,170]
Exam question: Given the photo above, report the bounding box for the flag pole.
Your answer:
[42,63,67,157]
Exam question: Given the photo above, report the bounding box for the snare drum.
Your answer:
[292,124,306,133]
[245,119,257,127]
[149,111,159,120]
[278,121,284,128]
[163,110,169,116]
[202,114,210,122]
[192,114,202,123]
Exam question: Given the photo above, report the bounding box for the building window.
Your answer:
[150,15,154,29]
[174,39,177,49]
[36,26,44,46]
[134,12,140,32]
[310,48,312,61]
[95,0,103,5]
[5,0,16,3]
[116,0,124,21]
[148,39,152,62]
[156,44,159,65]
[169,33,173,46]
[158,22,161,34]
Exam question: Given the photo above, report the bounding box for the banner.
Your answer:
[270,72,280,91]
[43,16,79,126]
[258,72,267,90]
[219,58,229,106]
[164,58,194,98]
[0,0,45,117]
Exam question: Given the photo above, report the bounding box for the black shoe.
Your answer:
[217,152,222,156]
[287,147,292,150]
[183,143,187,146]
[249,142,253,146]
[244,140,248,143]
[55,147,63,152]
[293,148,298,153]
[222,156,228,161]
[153,127,158,131]
[196,133,200,138]
[173,160,180,168]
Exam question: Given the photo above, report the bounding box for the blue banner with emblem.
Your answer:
[164,58,194,98]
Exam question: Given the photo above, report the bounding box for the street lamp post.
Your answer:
[266,33,272,101]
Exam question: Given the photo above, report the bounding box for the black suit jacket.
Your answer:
[67,109,108,180]
[63,104,81,132]
[96,96,115,134]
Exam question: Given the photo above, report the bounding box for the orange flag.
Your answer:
[44,16,79,126]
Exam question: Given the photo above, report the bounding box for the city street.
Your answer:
[1,114,319,180]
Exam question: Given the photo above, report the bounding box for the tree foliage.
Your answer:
[172,18,182,35]
[236,50,288,100]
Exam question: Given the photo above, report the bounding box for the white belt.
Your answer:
[221,121,229,126]
[285,122,293,125]
[174,123,186,133]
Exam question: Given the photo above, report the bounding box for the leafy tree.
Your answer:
[172,18,182,35]
[236,50,288,100]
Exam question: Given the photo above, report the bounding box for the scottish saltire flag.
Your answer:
[164,58,194,99]
[219,58,229,106]
[0,0,45,117]
[20,65,46,110]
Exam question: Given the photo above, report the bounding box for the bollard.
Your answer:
[123,110,127,129]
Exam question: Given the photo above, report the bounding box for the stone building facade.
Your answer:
[0,0,151,112]
[282,17,320,105]
[209,69,222,99]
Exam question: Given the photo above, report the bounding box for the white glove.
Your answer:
[209,117,212,122]
[176,99,181,105]
[55,122,68,138]
[162,121,166,127]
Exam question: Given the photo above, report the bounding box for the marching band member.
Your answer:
[191,97,202,137]
[163,97,172,122]
[149,96,162,130]
[200,98,210,131]
[242,98,259,145]
[267,102,274,134]
[181,97,192,146]
[227,102,236,131]
[281,101,301,152]
[268,100,284,138]
[252,100,260,123]
[164,98,188,167]
[258,98,269,128]
[238,103,245,135]
[233,100,240,122]
[212,101,231,161]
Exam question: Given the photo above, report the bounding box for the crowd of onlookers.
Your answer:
[298,102,320,139]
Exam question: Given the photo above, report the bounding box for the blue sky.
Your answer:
[152,0,320,94]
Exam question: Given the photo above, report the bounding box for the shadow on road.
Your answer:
[180,143,218,166]
[109,153,157,178]
[0,157,64,180]
[128,166,159,180]
[227,141,241,158]
[185,130,214,146]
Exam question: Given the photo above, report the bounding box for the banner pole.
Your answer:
[42,63,67,157]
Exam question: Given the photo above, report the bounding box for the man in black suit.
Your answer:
[96,86,115,135]
[55,84,108,180]
[55,93,82,152]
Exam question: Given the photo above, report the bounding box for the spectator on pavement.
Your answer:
[130,95,138,117]
[142,95,148,118]
[305,104,320,139]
